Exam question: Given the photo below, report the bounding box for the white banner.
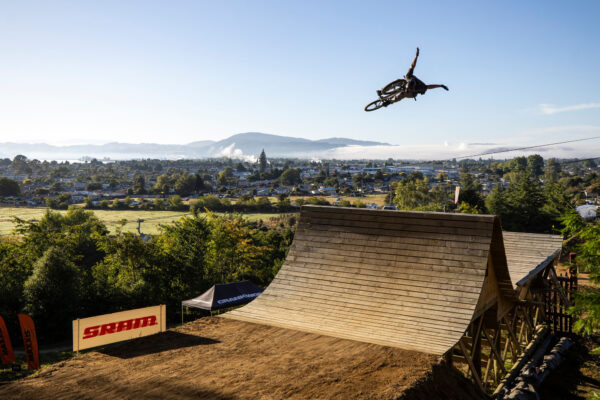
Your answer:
[454,186,461,205]
[73,305,166,351]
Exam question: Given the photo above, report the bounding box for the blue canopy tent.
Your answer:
[181,281,263,322]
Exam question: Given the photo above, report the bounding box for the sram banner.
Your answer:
[73,305,166,351]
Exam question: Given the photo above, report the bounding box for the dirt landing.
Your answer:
[0,317,480,400]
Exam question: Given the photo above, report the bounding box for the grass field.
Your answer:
[0,207,296,236]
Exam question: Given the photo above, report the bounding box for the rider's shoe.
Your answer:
[377,90,383,98]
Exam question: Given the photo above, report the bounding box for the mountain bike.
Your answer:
[364,79,407,112]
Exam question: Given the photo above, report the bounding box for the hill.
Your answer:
[0,132,388,161]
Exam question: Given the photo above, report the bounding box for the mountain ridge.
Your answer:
[0,132,389,160]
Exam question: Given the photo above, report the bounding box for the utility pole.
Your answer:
[137,219,144,235]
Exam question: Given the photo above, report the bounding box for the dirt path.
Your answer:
[1,317,452,400]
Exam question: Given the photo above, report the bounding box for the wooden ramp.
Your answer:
[503,231,563,287]
[225,206,513,355]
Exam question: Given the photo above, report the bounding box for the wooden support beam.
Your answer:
[533,306,541,326]
[459,339,485,392]
[482,327,507,375]
[502,312,518,361]
[517,317,526,345]
[518,306,534,341]
[503,315,521,361]
[483,350,493,384]
[471,316,484,375]
[549,266,571,307]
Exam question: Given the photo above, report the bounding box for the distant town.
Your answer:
[0,151,598,222]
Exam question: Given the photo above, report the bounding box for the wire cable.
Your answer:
[455,136,600,159]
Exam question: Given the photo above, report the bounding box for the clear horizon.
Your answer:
[1,1,599,158]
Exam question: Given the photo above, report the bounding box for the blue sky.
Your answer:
[1,1,599,158]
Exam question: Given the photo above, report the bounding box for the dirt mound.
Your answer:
[0,317,484,399]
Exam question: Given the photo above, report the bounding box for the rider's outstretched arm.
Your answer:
[406,47,420,77]
[426,84,449,91]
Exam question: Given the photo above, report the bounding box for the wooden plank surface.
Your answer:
[503,231,562,287]
[225,206,500,355]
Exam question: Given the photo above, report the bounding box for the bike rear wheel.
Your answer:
[381,79,405,96]
[364,99,386,112]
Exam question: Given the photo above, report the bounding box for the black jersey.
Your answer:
[405,75,427,97]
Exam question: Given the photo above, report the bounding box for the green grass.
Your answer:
[0,207,295,236]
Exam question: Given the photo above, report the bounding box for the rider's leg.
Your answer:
[426,84,449,91]
[406,47,419,78]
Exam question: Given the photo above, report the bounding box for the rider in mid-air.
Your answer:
[379,47,448,103]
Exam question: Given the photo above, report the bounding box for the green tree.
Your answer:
[153,198,166,210]
[407,170,424,182]
[236,162,247,172]
[323,177,338,187]
[205,213,268,283]
[11,154,31,174]
[485,185,508,220]
[458,201,483,214]
[280,168,301,185]
[277,194,291,211]
[168,195,185,210]
[526,154,544,177]
[93,232,158,309]
[0,177,21,196]
[154,174,171,196]
[152,215,211,313]
[509,156,527,172]
[23,247,81,342]
[583,159,597,169]
[86,182,103,191]
[567,221,600,343]
[84,196,94,209]
[486,172,549,232]
[458,173,485,210]
[394,178,432,210]
[217,166,235,186]
[545,158,561,182]
[259,149,267,173]
[541,181,570,228]
[0,239,31,336]
[352,173,364,189]
[190,196,225,213]
[133,174,146,194]
[174,173,196,196]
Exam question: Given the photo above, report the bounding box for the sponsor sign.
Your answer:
[216,292,261,305]
[17,314,40,370]
[0,315,16,364]
[73,305,166,352]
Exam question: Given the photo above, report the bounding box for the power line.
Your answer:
[455,136,600,159]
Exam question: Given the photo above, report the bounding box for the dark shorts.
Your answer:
[405,76,427,95]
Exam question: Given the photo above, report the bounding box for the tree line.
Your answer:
[0,208,294,343]
[393,155,581,233]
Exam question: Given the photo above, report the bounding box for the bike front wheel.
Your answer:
[364,99,387,112]
[381,79,405,96]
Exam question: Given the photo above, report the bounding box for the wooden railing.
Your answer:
[544,273,577,334]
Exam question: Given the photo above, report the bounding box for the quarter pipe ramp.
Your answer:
[225,205,513,355]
